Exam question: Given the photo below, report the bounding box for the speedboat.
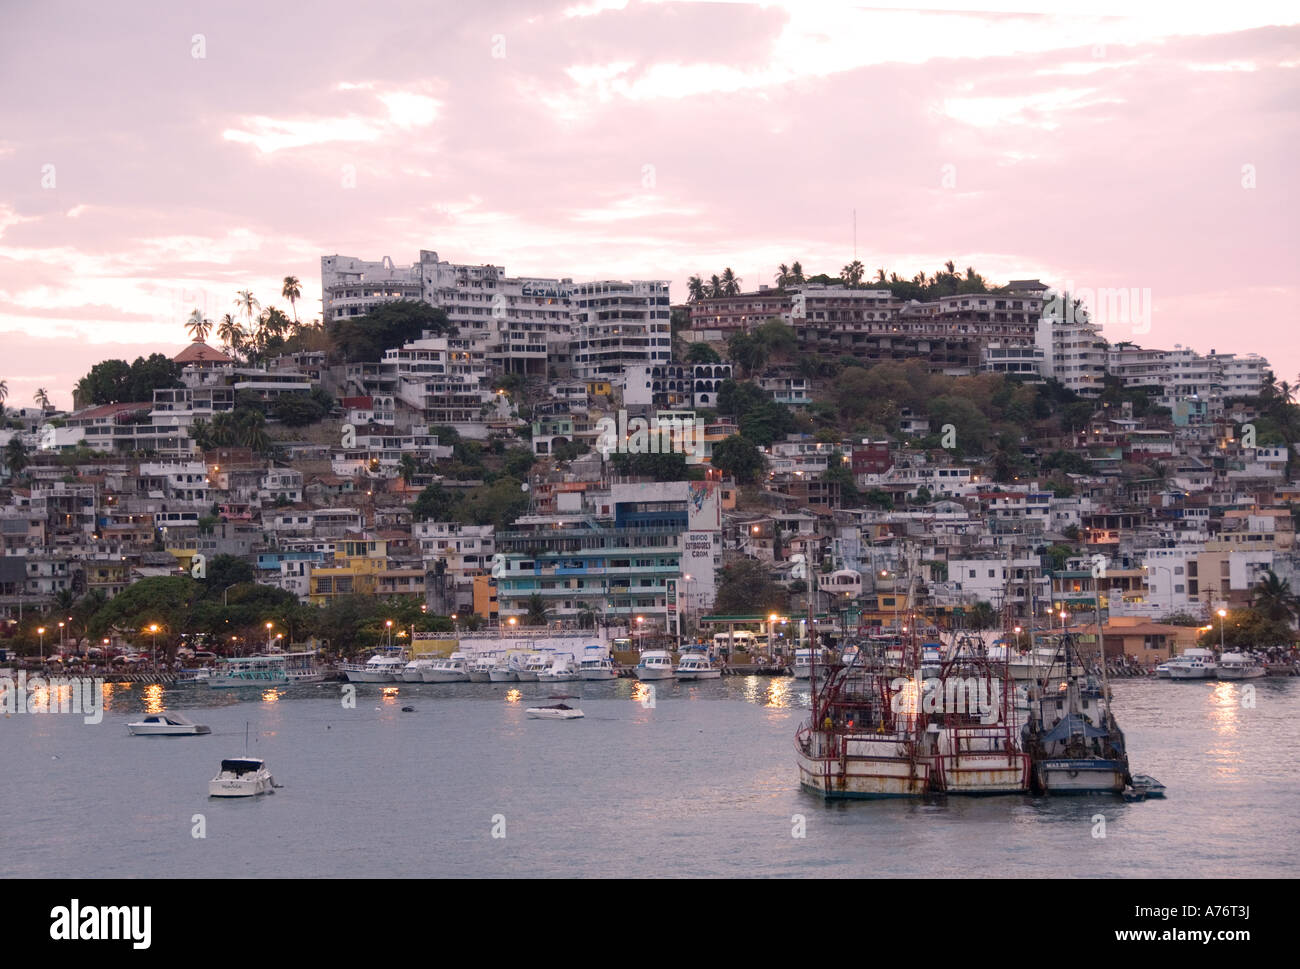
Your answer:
[578,648,617,680]
[675,650,721,680]
[208,758,275,797]
[538,655,580,682]
[127,713,211,736]
[488,653,519,682]
[1216,651,1266,680]
[1154,661,1173,678]
[526,696,584,719]
[634,650,676,681]
[1167,648,1217,680]
[1130,774,1167,798]
[422,652,472,683]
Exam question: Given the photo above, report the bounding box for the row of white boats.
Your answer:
[1154,648,1268,680]
[340,646,723,684]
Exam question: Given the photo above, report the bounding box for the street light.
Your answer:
[1217,608,1227,651]
[58,621,65,655]
[149,623,159,668]
[37,626,45,663]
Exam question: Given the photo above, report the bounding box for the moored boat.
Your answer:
[675,649,721,680]
[127,713,211,736]
[634,649,676,681]
[1216,651,1265,680]
[208,757,275,797]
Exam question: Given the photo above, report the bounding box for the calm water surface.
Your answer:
[3,676,1297,878]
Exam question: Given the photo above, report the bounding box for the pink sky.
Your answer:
[1,1,1297,411]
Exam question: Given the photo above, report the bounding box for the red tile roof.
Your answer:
[174,342,234,365]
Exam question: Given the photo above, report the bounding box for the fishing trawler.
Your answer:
[1021,632,1129,794]
[795,636,932,799]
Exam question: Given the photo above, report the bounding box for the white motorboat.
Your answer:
[488,652,519,682]
[1154,661,1173,678]
[401,657,438,682]
[791,649,812,680]
[635,650,676,681]
[538,655,580,682]
[578,648,617,680]
[342,651,407,683]
[127,713,211,736]
[208,757,275,797]
[467,654,496,682]
[422,652,472,683]
[516,651,551,681]
[1167,647,1217,680]
[675,650,721,680]
[1216,651,1266,680]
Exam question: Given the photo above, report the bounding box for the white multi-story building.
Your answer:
[569,280,672,379]
[1037,311,1107,397]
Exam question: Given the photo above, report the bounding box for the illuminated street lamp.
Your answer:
[1217,608,1227,651]
[37,626,45,663]
[149,623,159,668]
[385,619,393,647]
[58,621,65,654]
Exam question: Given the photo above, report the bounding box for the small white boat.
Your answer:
[208,757,275,797]
[635,650,676,681]
[675,650,721,680]
[401,657,437,682]
[1154,661,1173,678]
[578,648,617,681]
[127,713,211,736]
[791,649,812,680]
[422,652,472,683]
[516,651,551,681]
[1216,651,1266,679]
[467,654,496,682]
[488,653,519,682]
[1167,648,1217,680]
[538,655,580,682]
[525,698,584,720]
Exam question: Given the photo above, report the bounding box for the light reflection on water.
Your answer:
[4,676,1295,878]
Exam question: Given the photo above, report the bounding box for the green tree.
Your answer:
[711,435,765,484]
[686,342,721,364]
[282,276,302,324]
[328,301,455,363]
[713,559,787,615]
[1252,570,1299,625]
[727,332,768,376]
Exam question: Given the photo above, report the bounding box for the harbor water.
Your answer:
[3,676,1297,878]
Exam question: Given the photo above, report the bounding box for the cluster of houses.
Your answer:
[0,248,1293,666]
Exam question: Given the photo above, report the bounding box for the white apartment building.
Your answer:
[570,280,672,379]
[1037,312,1107,397]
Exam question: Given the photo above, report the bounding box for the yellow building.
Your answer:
[309,539,389,605]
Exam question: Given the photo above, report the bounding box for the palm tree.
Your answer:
[687,275,706,302]
[217,314,243,355]
[33,387,51,410]
[234,290,260,330]
[875,268,887,283]
[4,437,27,477]
[775,264,791,287]
[281,276,301,324]
[841,260,865,287]
[720,268,741,296]
[708,274,723,298]
[1252,570,1298,625]
[185,309,212,344]
[398,453,418,486]
[788,261,805,284]
[0,379,8,407]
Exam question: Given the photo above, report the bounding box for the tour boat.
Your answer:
[1215,651,1266,680]
[634,650,676,681]
[208,757,275,798]
[282,651,324,684]
[488,652,521,682]
[342,650,407,683]
[674,650,721,680]
[127,713,211,736]
[422,652,472,683]
[1167,648,1218,680]
[516,651,552,681]
[206,655,291,689]
[578,647,617,680]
